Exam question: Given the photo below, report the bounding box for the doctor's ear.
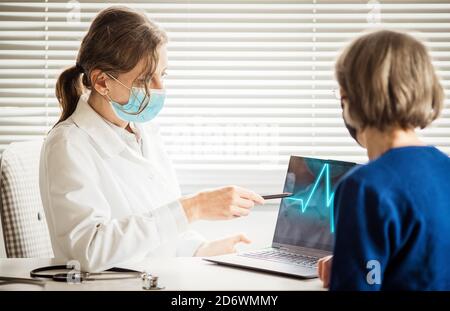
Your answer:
[90,69,110,96]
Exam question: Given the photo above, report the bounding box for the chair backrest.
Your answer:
[0,140,53,258]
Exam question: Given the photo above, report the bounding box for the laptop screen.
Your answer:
[272,156,357,252]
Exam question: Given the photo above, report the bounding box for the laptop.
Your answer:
[204,156,357,278]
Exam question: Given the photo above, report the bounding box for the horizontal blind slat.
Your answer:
[1,0,449,194]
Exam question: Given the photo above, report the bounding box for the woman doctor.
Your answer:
[39,6,264,272]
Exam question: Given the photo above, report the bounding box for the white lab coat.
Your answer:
[39,93,205,272]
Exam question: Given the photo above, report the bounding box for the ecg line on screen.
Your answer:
[285,163,335,233]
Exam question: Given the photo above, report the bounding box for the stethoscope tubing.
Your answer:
[30,265,141,282]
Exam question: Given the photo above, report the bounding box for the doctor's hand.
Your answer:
[194,234,251,257]
[180,186,265,222]
[318,255,333,288]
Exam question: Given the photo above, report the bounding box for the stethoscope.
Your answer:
[30,265,141,282]
[28,265,164,290]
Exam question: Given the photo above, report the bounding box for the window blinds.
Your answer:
[0,0,449,195]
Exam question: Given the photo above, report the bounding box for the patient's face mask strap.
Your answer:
[340,99,362,146]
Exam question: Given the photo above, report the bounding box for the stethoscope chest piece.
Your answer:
[141,272,164,290]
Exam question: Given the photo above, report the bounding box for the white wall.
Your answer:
[190,205,279,252]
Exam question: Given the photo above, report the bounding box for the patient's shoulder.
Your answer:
[339,160,395,192]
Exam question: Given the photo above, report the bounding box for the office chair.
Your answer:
[0,140,53,258]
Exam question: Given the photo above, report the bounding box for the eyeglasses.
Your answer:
[106,72,166,90]
[332,88,347,108]
[133,73,167,88]
[332,88,341,100]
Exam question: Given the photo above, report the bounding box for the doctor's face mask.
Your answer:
[106,74,166,123]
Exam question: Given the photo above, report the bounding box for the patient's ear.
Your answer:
[90,69,109,96]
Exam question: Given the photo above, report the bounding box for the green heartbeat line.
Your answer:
[285,163,335,233]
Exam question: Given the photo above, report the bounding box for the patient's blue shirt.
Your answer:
[330,146,450,290]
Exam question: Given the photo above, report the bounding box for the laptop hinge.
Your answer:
[273,244,331,257]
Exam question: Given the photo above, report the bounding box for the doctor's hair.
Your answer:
[335,29,444,131]
[54,6,167,127]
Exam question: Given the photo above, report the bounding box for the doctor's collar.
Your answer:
[103,118,142,144]
[71,92,129,157]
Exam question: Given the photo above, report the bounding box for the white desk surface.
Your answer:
[0,208,324,291]
[0,257,323,291]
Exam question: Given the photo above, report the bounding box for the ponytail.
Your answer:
[54,64,83,127]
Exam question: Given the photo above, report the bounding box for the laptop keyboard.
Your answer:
[238,249,319,268]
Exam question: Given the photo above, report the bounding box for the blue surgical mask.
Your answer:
[106,74,166,123]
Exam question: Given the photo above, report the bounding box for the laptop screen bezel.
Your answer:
[271,155,357,253]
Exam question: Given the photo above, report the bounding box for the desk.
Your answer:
[0,257,323,291]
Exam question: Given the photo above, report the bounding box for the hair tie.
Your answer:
[75,62,84,73]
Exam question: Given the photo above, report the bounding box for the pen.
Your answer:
[262,192,293,200]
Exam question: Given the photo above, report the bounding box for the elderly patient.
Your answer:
[317,30,450,290]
